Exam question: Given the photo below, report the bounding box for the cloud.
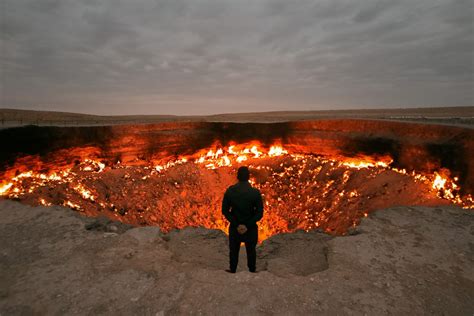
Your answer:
[1,0,472,115]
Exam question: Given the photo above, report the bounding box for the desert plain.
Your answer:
[0,106,473,315]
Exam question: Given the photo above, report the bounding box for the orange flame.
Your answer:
[0,141,473,242]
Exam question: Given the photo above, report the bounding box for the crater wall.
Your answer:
[1,120,472,194]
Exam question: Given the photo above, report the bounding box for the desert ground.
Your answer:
[0,200,472,315]
[0,106,473,126]
[0,107,473,315]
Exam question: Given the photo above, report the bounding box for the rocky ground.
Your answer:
[0,200,473,315]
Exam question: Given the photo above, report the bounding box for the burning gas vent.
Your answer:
[1,137,472,241]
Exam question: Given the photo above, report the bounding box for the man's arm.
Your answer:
[245,191,264,226]
[222,190,238,225]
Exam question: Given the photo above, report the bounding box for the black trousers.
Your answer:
[228,225,258,272]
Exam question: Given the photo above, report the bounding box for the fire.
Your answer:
[82,159,106,172]
[433,172,447,190]
[341,160,390,169]
[0,183,13,195]
[74,184,95,201]
[340,155,393,169]
[430,171,459,200]
[148,142,290,171]
[0,141,473,242]
[268,145,288,157]
[65,200,81,210]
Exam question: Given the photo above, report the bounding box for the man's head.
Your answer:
[237,166,250,182]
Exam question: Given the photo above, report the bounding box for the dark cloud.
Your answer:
[1,0,472,115]
[353,0,398,23]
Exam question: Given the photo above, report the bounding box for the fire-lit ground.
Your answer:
[1,143,472,241]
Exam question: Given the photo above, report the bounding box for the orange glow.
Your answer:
[0,141,472,242]
[268,145,288,157]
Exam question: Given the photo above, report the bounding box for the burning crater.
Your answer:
[0,120,472,241]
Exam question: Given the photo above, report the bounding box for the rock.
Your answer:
[103,232,118,237]
[84,216,112,231]
[84,216,132,233]
[347,227,360,235]
[124,226,162,245]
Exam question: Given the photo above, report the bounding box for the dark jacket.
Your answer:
[222,181,264,228]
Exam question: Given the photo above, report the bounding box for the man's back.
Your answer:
[222,166,263,273]
[222,181,263,228]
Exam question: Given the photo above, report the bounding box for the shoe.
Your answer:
[225,269,236,273]
[249,269,257,273]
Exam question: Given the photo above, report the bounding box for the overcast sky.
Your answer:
[1,0,473,115]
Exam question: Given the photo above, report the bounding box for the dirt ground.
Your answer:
[0,200,472,315]
[1,106,473,126]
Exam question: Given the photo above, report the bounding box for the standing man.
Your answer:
[222,166,264,273]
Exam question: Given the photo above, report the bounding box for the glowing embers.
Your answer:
[191,143,287,169]
[150,143,288,171]
[341,159,391,169]
[0,142,473,242]
[0,158,105,209]
[0,183,12,195]
[81,159,106,172]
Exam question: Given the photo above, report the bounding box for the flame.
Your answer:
[432,172,447,190]
[340,156,392,169]
[153,142,289,170]
[268,145,288,157]
[81,159,106,172]
[65,200,81,210]
[74,184,95,201]
[431,171,457,200]
[0,141,472,242]
[0,183,13,195]
[236,156,247,163]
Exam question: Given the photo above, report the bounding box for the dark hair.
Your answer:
[237,166,250,182]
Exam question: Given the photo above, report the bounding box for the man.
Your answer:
[222,166,264,273]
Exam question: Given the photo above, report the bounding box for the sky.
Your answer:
[1,0,473,115]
